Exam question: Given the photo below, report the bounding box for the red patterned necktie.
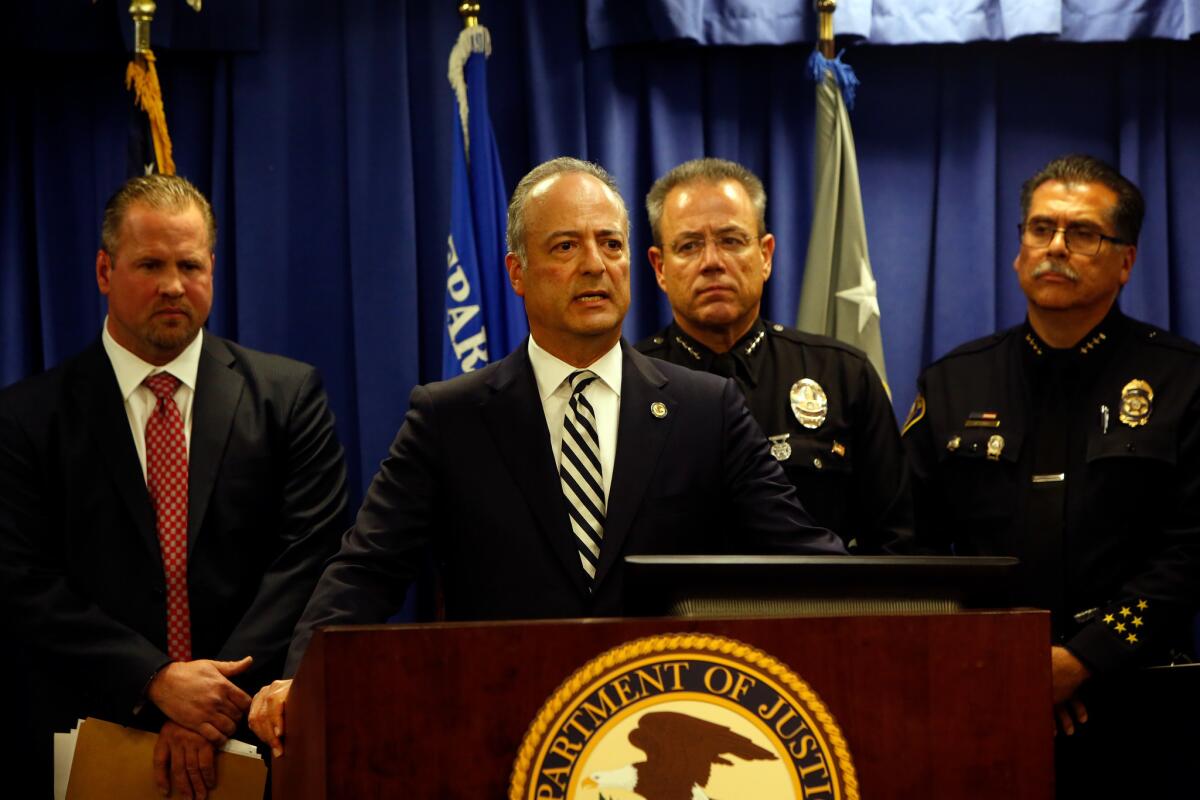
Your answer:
[143,372,191,661]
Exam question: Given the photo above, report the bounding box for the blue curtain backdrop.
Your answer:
[2,0,1199,503]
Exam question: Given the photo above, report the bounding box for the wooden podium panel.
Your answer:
[275,612,1052,799]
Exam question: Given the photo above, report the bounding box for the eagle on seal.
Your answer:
[581,710,779,800]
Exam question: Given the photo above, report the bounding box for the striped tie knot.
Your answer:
[567,369,598,395]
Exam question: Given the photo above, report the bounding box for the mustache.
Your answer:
[1031,260,1080,282]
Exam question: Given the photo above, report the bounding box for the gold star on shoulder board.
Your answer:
[1126,633,1138,644]
[1137,599,1149,610]
[1132,617,1143,628]
[1115,622,1127,633]
[1102,613,1115,624]
[1119,606,1132,618]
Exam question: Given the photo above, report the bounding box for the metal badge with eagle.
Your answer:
[790,378,828,429]
[768,433,792,461]
[1119,379,1153,427]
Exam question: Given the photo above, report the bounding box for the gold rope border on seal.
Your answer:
[508,632,860,800]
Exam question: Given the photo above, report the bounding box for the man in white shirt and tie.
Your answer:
[249,156,843,756]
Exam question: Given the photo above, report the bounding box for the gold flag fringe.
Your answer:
[125,50,176,175]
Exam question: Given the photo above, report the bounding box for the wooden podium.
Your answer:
[274,611,1052,799]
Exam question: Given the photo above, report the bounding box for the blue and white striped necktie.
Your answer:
[560,369,606,584]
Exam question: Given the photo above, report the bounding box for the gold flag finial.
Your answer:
[129,0,156,54]
[815,0,836,58]
[459,2,481,29]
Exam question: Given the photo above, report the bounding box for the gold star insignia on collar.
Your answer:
[1024,333,1043,356]
[1078,331,1107,355]
[1119,606,1132,618]
[1137,599,1149,610]
[1115,622,1127,633]
[673,336,701,361]
[1102,613,1115,624]
[1126,633,1138,644]
[743,329,766,356]
[1131,617,1143,628]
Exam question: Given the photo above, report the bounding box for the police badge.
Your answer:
[790,378,828,429]
[1119,379,1153,427]
[986,434,1005,461]
[768,433,792,461]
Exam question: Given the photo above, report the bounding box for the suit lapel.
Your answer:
[479,344,590,597]
[187,335,244,554]
[593,344,675,587]
[73,342,160,563]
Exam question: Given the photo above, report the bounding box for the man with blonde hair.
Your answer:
[0,174,349,798]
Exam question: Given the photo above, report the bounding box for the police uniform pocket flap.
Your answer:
[1085,423,1176,466]
[936,428,1023,465]
[773,434,853,475]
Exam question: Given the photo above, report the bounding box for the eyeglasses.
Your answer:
[1018,222,1130,256]
[669,233,759,259]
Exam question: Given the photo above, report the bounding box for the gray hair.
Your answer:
[1020,154,1144,245]
[506,157,628,264]
[646,158,767,247]
[101,174,217,253]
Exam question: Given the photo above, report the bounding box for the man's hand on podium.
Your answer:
[154,720,217,799]
[147,657,255,744]
[249,679,293,758]
[1050,645,1091,736]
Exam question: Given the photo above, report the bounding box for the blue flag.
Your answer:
[443,26,525,378]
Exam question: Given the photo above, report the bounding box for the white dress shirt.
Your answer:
[101,320,203,481]
[527,336,622,500]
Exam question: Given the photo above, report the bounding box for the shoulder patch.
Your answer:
[901,392,926,437]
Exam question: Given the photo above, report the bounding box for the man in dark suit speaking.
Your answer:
[249,157,843,755]
[0,174,349,798]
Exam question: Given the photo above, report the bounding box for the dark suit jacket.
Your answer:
[0,334,349,734]
[287,341,842,673]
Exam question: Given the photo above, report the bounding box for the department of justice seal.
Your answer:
[509,633,857,800]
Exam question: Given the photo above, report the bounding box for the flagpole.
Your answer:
[815,0,835,58]
[129,0,156,54]
[459,2,480,28]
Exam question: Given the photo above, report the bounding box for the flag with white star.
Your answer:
[796,51,888,390]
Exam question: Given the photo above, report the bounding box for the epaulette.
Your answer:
[761,321,871,362]
[1127,319,1200,357]
[925,326,1018,368]
[634,328,671,355]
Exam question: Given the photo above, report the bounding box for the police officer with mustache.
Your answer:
[903,154,1200,795]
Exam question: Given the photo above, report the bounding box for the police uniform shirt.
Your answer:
[903,306,1200,676]
[636,318,913,553]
